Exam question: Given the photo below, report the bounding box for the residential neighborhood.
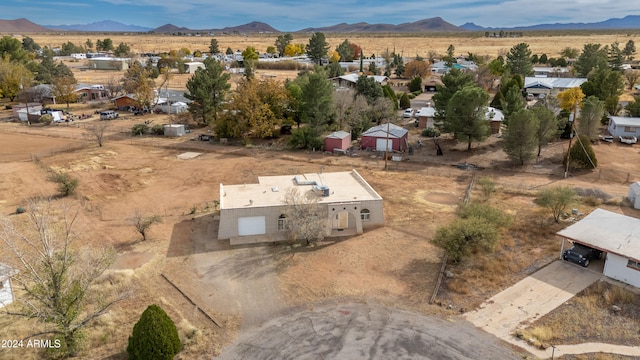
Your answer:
[2,13,640,360]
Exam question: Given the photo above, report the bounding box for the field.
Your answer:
[1,32,640,359]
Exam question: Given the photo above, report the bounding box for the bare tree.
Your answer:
[624,69,640,91]
[0,199,127,356]
[86,121,109,147]
[131,211,162,241]
[283,188,327,245]
[104,76,123,99]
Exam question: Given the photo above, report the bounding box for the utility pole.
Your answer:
[384,122,390,170]
[564,105,577,178]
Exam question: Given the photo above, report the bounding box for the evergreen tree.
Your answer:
[127,305,181,360]
[578,96,605,140]
[306,32,329,65]
[574,43,608,77]
[432,68,476,124]
[531,105,559,156]
[209,38,220,54]
[506,42,534,77]
[355,75,383,105]
[184,58,231,125]
[399,92,411,109]
[444,85,490,151]
[502,109,538,165]
[275,34,293,57]
[564,135,598,170]
[300,68,334,133]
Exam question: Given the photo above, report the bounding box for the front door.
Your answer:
[333,211,348,230]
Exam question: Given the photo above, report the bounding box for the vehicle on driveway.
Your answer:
[619,135,638,144]
[562,243,603,267]
[403,108,414,118]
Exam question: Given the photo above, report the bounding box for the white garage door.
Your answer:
[376,138,392,151]
[238,216,266,236]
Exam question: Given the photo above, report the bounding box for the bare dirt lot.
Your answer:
[1,112,640,359]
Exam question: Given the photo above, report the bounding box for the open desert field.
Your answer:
[21,32,640,60]
[2,31,640,358]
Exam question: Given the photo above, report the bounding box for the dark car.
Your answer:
[562,244,602,267]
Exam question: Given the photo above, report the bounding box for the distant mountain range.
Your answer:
[460,15,640,31]
[45,20,152,32]
[0,15,639,34]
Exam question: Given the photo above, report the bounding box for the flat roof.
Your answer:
[0,262,18,281]
[609,116,640,127]
[556,208,640,262]
[220,169,382,209]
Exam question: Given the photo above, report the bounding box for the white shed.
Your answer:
[557,208,640,288]
[163,124,186,137]
[0,263,18,308]
[629,182,640,209]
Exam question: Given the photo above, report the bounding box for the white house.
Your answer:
[557,208,640,288]
[0,263,18,308]
[607,116,640,137]
[218,170,384,245]
[524,77,587,96]
[330,74,389,89]
[184,61,205,74]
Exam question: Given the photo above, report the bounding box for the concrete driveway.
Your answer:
[464,260,602,356]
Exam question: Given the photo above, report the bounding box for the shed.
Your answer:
[486,107,505,134]
[360,123,409,152]
[607,116,640,137]
[164,124,186,137]
[629,182,640,209]
[113,94,137,111]
[0,263,18,308]
[557,208,640,288]
[88,57,130,71]
[416,106,436,129]
[325,131,351,152]
[184,61,205,74]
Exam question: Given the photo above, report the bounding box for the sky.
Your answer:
[4,0,640,31]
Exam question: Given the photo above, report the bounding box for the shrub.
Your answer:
[127,304,181,360]
[564,135,597,169]
[433,217,499,262]
[409,77,422,92]
[47,171,79,196]
[421,127,440,138]
[399,92,411,109]
[477,177,495,200]
[151,124,164,135]
[39,113,53,125]
[131,123,149,136]
[457,202,512,228]
[287,127,323,150]
[535,186,577,223]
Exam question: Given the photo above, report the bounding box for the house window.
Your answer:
[360,209,371,221]
[278,214,288,230]
[627,259,640,271]
[624,126,636,133]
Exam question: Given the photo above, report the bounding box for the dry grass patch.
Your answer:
[524,281,640,347]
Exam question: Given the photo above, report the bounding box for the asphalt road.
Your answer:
[216,302,522,360]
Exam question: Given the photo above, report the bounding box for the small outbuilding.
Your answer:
[416,106,436,129]
[360,123,409,152]
[324,131,351,152]
[486,107,505,134]
[164,124,186,137]
[629,182,640,209]
[0,263,18,308]
[557,208,640,288]
[607,116,640,137]
[184,61,205,74]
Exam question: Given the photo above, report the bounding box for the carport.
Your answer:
[556,208,640,287]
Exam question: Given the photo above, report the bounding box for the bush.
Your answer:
[151,124,164,135]
[433,217,499,262]
[409,77,422,92]
[399,92,411,109]
[47,171,79,196]
[287,127,323,150]
[127,304,181,360]
[131,123,149,136]
[564,135,597,169]
[39,113,53,125]
[421,127,440,138]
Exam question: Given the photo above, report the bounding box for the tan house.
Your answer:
[218,170,384,245]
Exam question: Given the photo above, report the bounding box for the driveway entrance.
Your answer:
[464,260,602,355]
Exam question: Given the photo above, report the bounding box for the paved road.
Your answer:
[216,302,522,360]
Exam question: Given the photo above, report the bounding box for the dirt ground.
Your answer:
[1,109,639,359]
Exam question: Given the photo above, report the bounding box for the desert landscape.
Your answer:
[1,31,640,359]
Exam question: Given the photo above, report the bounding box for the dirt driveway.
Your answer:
[464,260,602,356]
[216,302,522,360]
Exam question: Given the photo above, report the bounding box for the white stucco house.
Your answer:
[557,208,640,288]
[218,170,384,245]
[0,263,18,308]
